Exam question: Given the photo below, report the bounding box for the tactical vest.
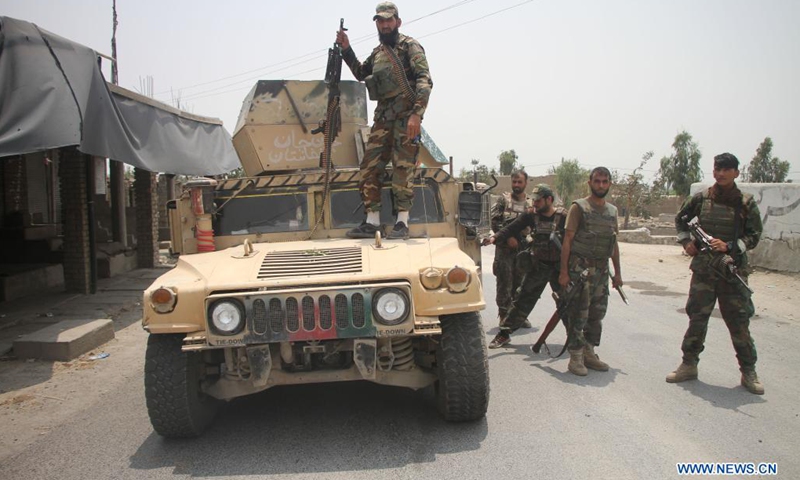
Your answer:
[365,39,413,102]
[570,198,618,260]
[501,192,533,229]
[532,207,567,262]
[697,189,751,243]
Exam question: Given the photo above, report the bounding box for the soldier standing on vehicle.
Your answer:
[559,167,623,376]
[490,171,533,327]
[666,153,764,394]
[337,2,433,240]
[485,184,567,348]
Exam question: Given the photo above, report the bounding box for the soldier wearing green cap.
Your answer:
[667,152,765,394]
[337,2,433,240]
[484,183,567,348]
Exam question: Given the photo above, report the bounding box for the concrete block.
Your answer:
[97,251,138,278]
[0,264,64,302]
[13,319,115,361]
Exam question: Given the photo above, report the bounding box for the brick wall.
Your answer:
[2,155,27,227]
[134,168,159,268]
[59,148,91,293]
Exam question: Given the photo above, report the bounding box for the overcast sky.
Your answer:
[3,0,798,182]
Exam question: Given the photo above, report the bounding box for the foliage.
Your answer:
[653,131,703,197]
[610,151,661,228]
[548,158,590,205]
[497,149,519,176]
[743,137,790,183]
[457,159,498,185]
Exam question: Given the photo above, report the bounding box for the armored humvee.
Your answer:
[142,80,490,438]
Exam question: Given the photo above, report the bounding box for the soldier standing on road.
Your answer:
[489,171,533,327]
[338,2,433,240]
[485,184,567,348]
[559,167,623,376]
[667,153,764,394]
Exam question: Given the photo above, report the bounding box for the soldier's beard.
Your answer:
[512,187,524,195]
[591,187,609,198]
[379,28,399,46]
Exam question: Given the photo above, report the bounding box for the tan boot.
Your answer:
[568,348,588,376]
[665,363,698,383]
[741,370,765,395]
[583,345,609,371]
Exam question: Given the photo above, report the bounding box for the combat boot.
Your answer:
[665,363,698,383]
[583,344,609,371]
[567,348,588,376]
[741,370,765,395]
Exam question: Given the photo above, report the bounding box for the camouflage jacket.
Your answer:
[342,33,432,121]
[491,193,533,239]
[675,184,762,271]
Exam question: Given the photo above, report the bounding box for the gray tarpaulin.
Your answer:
[0,16,241,175]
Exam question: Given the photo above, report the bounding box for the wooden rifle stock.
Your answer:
[531,310,560,354]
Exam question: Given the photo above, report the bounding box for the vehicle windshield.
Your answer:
[213,191,309,235]
[211,180,443,236]
[330,181,444,228]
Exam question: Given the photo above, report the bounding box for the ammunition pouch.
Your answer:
[365,75,379,100]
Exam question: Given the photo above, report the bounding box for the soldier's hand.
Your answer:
[482,236,496,246]
[336,30,350,50]
[506,237,519,250]
[709,238,728,252]
[558,271,570,288]
[684,242,699,256]
[612,273,623,289]
[406,114,421,141]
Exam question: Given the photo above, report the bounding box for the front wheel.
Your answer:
[144,334,221,438]
[436,312,490,421]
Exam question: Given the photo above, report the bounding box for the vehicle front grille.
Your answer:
[257,247,363,279]
[247,289,372,341]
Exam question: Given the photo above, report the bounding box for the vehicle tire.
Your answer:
[144,334,221,438]
[436,312,490,421]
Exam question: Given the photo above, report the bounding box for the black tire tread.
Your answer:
[436,312,490,421]
[144,334,220,438]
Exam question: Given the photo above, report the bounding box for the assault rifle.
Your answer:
[684,216,754,294]
[308,19,346,238]
[531,269,590,357]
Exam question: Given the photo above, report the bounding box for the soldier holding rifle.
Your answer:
[667,153,765,394]
[559,167,623,376]
[337,2,433,240]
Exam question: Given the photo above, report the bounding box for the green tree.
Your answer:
[548,158,590,205]
[497,149,519,175]
[611,151,661,228]
[744,137,790,183]
[457,159,497,184]
[654,130,703,197]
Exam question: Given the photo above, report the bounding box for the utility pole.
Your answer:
[110,0,127,247]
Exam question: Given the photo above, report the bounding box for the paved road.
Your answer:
[1,245,797,479]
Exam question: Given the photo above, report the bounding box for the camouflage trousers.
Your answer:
[681,271,757,371]
[500,259,559,333]
[565,257,610,350]
[359,117,420,212]
[493,246,525,319]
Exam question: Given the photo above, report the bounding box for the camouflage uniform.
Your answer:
[495,206,567,333]
[675,185,762,372]
[342,33,432,212]
[490,192,532,319]
[564,198,618,350]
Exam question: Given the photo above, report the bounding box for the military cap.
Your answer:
[714,152,740,169]
[374,2,399,20]
[531,184,554,201]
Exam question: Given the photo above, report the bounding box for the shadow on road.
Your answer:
[129,381,488,475]
[676,380,766,414]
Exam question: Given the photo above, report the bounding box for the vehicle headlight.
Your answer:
[209,300,245,335]
[372,288,410,326]
[420,267,444,290]
[150,286,177,313]
[445,266,471,293]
